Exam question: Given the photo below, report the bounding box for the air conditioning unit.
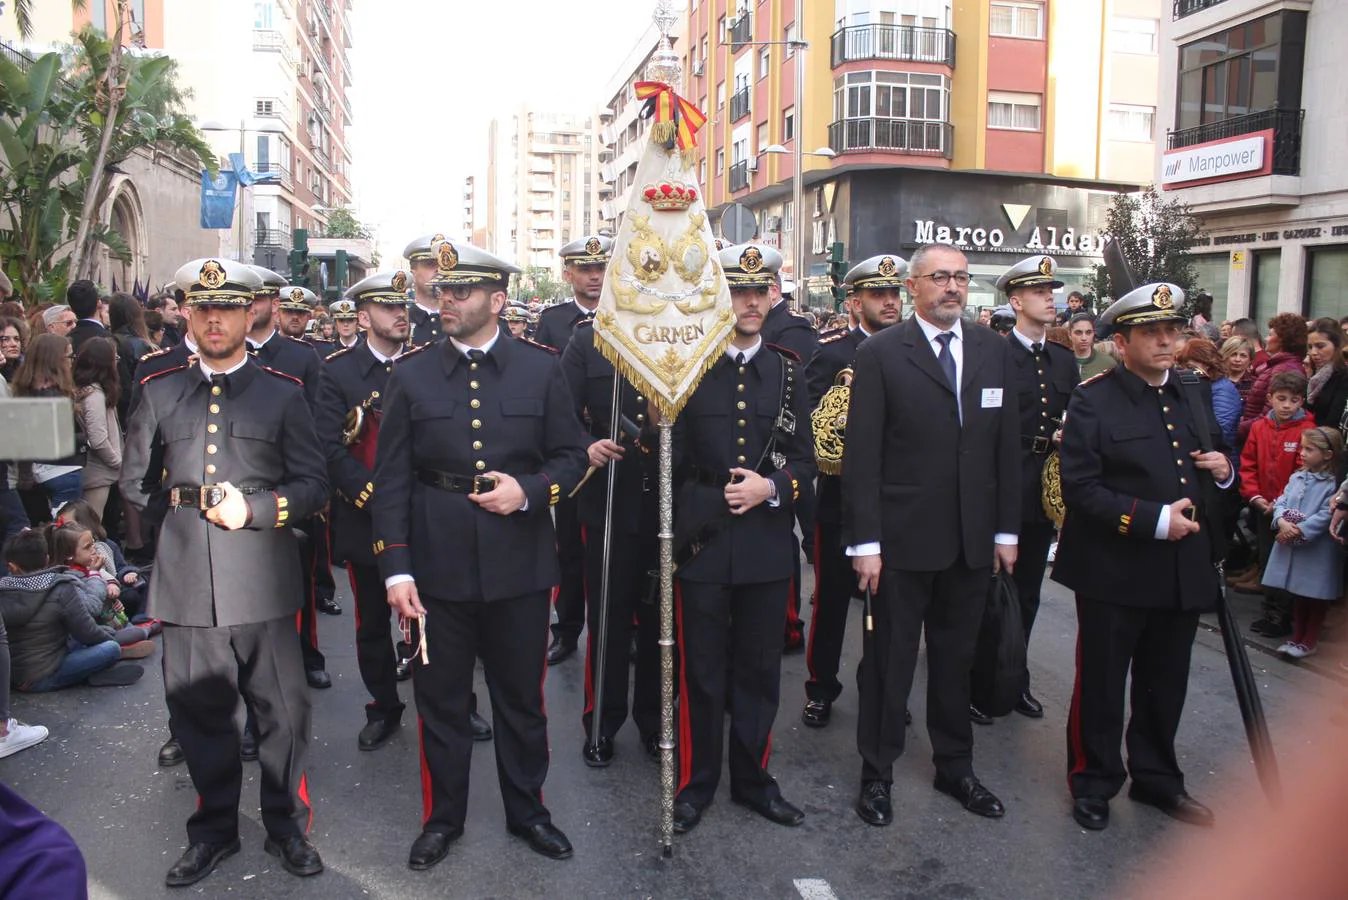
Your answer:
[692,60,704,76]
[745,158,758,172]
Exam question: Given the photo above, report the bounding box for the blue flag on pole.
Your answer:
[200,169,237,229]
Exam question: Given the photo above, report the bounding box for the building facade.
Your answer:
[1158,0,1340,325]
[484,107,598,275]
[682,0,1164,310]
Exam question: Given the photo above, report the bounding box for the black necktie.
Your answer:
[1031,341,1043,356]
[935,332,957,392]
[466,349,484,363]
[736,352,747,367]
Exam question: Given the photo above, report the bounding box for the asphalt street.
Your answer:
[1,566,1339,900]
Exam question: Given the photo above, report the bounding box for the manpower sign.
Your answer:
[1161,131,1273,189]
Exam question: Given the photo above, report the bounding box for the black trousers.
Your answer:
[163,617,311,845]
[785,533,804,642]
[346,561,404,723]
[1067,596,1199,801]
[857,559,989,784]
[550,497,586,644]
[297,516,326,672]
[1011,520,1057,692]
[805,518,855,703]
[676,578,787,810]
[415,591,551,835]
[581,524,659,742]
[314,517,336,603]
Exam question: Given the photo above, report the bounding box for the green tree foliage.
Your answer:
[1085,187,1206,313]
[511,265,565,302]
[322,206,372,240]
[9,1,88,42]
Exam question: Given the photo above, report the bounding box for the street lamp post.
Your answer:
[762,143,836,308]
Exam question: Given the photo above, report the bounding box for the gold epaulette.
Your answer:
[324,345,356,363]
[394,343,432,364]
[138,346,172,364]
[260,365,304,386]
[1079,368,1116,389]
[519,336,559,354]
[818,330,848,345]
[138,362,191,385]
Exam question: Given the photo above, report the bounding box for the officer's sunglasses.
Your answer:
[913,270,972,287]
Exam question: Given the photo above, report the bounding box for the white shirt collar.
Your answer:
[725,336,763,363]
[366,342,402,364]
[857,322,874,337]
[184,335,198,354]
[915,315,963,344]
[199,355,249,379]
[339,334,360,348]
[450,328,501,358]
[246,330,277,350]
[1011,327,1044,351]
[415,301,438,317]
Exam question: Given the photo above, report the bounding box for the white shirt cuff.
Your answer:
[1215,470,1235,490]
[993,533,1018,546]
[385,574,415,589]
[520,498,529,512]
[846,542,881,557]
[1154,505,1171,541]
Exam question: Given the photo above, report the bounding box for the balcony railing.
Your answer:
[830,24,957,68]
[729,87,751,123]
[257,163,293,190]
[728,160,750,193]
[311,145,331,171]
[1166,108,1305,176]
[252,29,295,66]
[1173,0,1228,19]
[828,117,954,158]
[255,223,293,248]
[729,12,751,50]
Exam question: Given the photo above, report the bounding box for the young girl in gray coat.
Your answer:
[1262,426,1345,659]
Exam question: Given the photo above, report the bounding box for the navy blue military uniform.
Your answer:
[306,336,341,359]
[409,304,442,347]
[370,329,587,837]
[532,299,595,654]
[559,321,661,754]
[673,342,815,813]
[315,342,405,727]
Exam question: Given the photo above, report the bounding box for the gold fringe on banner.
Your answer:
[650,120,676,145]
[594,327,732,423]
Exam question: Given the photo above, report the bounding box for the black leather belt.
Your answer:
[168,485,273,510]
[1021,435,1053,454]
[417,468,498,494]
[689,464,773,488]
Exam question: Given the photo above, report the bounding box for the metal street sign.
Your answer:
[720,203,758,243]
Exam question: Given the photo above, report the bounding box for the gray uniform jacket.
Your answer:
[120,358,329,627]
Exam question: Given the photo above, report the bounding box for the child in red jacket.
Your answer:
[1238,369,1316,637]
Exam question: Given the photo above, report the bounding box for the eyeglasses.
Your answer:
[436,285,477,302]
[912,270,972,287]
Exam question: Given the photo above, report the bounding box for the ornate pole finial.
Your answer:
[647,0,682,90]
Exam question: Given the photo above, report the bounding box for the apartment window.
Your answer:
[718,16,726,43]
[782,105,796,142]
[253,2,274,29]
[717,81,726,109]
[1175,11,1307,131]
[987,91,1042,130]
[758,47,771,80]
[699,159,707,184]
[833,71,950,123]
[1107,104,1155,142]
[784,23,797,58]
[1112,17,1158,55]
[701,36,709,66]
[756,122,769,154]
[731,138,748,165]
[1306,247,1348,320]
[716,149,725,174]
[783,200,793,232]
[989,2,1043,39]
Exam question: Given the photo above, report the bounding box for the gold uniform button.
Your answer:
[475,460,486,471]
[471,399,481,409]
[207,445,218,455]
[636,395,645,403]
[372,391,380,398]
[737,455,746,464]
[1163,406,1171,413]
[738,367,746,376]
[472,419,482,429]
[207,424,218,434]
[1176,459,1183,466]
[473,440,483,450]
[737,401,746,410]
[1180,477,1188,484]
[211,386,222,396]
[385,366,392,373]
[1039,425,1046,432]
[470,380,480,390]
[1041,398,1048,404]
[1172,441,1180,449]
[737,384,745,393]
[209,404,220,414]
[206,464,217,475]
[737,419,746,427]
[737,437,746,446]
[636,414,646,423]
[1167,424,1175,431]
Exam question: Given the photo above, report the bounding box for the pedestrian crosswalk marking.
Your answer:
[794,878,840,900]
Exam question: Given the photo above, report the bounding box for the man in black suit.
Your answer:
[404,233,446,346]
[843,242,1020,826]
[1054,283,1229,832]
[670,243,816,835]
[993,255,1080,722]
[801,254,905,729]
[372,238,587,870]
[532,235,611,665]
[66,280,108,354]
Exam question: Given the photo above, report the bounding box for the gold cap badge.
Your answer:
[437,242,459,272]
[741,247,763,273]
[391,270,408,293]
[878,257,897,278]
[1153,285,1173,308]
[1039,257,1053,277]
[290,288,305,303]
[200,260,225,289]
[585,237,602,256]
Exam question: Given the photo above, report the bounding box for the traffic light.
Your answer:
[828,242,848,308]
[289,228,310,288]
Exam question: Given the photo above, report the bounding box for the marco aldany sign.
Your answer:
[1161,132,1271,188]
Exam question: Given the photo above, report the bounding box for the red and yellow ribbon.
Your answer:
[634,81,708,150]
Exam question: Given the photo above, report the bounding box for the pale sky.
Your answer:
[348,0,664,264]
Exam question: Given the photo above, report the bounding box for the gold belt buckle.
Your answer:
[1032,436,1051,453]
[471,475,498,495]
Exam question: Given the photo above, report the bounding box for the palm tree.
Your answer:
[11,1,88,42]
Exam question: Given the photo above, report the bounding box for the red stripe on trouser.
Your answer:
[297,772,313,833]
[675,582,693,795]
[417,716,433,824]
[785,576,800,630]
[804,528,823,682]
[346,563,363,631]
[760,732,773,770]
[1066,599,1087,792]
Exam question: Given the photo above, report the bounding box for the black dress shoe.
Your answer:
[934,774,1005,818]
[1014,691,1044,719]
[1073,797,1110,830]
[672,801,703,834]
[395,659,412,682]
[158,737,184,767]
[507,822,573,859]
[470,711,493,742]
[264,834,324,877]
[306,669,333,689]
[408,828,461,871]
[165,839,241,887]
[801,699,831,728]
[358,718,400,751]
[317,597,342,616]
[1127,786,1214,826]
[855,780,893,827]
[732,794,805,827]
[969,704,994,726]
[239,727,258,762]
[546,635,577,665]
[583,737,614,767]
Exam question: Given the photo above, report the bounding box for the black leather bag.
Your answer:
[969,572,1028,718]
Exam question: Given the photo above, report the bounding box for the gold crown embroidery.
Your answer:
[437,242,459,272]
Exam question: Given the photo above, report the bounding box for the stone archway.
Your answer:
[98,175,148,293]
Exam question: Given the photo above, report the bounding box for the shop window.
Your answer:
[1251,249,1282,323]
[1189,254,1231,324]
[1306,246,1348,321]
